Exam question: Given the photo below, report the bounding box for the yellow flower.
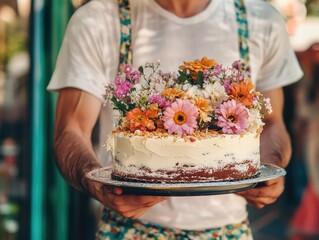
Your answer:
[161,88,185,101]
[192,98,213,113]
[191,98,212,123]
[199,111,212,123]
[149,103,159,111]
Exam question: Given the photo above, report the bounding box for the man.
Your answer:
[48,0,303,238]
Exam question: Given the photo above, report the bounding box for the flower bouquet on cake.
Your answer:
[102,57,272,183]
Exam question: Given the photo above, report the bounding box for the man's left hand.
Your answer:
[237,177,285,208]
[237,88,291,208]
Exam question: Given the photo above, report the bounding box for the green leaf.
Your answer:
[111,97,128,115]
[138,66,144,74]
[178,75,188,83]
[127,103,136,111]
[178,70,189,83]
[197,71,204,87]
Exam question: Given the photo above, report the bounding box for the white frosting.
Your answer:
[108,132,260,180]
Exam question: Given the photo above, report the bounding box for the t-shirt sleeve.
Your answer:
[47,4,114,100]
[255,12,303,92]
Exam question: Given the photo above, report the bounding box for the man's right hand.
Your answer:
[54,88,167,219]
[86,180,168,219]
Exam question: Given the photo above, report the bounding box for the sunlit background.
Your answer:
[0,0,318,240]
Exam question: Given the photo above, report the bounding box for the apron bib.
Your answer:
[97,1,253,239]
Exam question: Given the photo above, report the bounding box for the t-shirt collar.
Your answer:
[146,0,218,25]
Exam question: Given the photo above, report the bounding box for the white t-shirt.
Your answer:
[48,0,303,230]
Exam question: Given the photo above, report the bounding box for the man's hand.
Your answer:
[238,88,290,208]
[237,178,284,208]
[85,180,167,219]
[54,88,167,219]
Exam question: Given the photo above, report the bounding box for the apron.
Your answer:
[97,0,253,239]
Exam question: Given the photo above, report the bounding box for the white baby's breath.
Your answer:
[247,108,264,133]
[149,73,166,92]
[203,82,228,107]
[185,85,204,98]
[182,83,193,91]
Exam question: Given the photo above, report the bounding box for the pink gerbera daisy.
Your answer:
[162,99,199,135]
[216,99,248,134]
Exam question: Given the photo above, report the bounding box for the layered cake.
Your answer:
[109,132,259,182]
[102,57,272,183]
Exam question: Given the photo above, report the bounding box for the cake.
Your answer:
[108,131,260,182]
[103,57,272,183]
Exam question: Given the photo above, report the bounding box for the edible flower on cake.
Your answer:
[102,57,272,137]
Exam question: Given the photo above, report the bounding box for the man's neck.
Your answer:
[155,0,211,18]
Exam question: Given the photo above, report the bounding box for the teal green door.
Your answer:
[30,1,74,240]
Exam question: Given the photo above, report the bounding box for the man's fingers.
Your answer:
[100,185,123,195]
[113,187,123,195]
[120,207,151,219]
[92,183,168,218]
[237,177,285,209]
[111,197,167,218]
[246,200,266,209]
[238,181,284,198]
[112,195,168,207]
[263,177,284,186]
[245,196,277,205]
[98,193,168,217]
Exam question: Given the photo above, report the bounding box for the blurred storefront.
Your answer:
[248,1,319,239]
[0,0,318,240]
[0,1,95,240]
[0,1,30,239]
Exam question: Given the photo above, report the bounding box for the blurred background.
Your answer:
[0,0,318,239]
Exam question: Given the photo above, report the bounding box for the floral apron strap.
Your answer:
[118,0,132,66]
[234,0,251,74]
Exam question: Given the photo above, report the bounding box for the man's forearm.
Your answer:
[53,130,102,192]
[260,119,292,168]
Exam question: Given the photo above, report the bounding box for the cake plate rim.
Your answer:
[85,164,286,196]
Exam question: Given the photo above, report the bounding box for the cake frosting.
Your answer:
[109,132,260,182]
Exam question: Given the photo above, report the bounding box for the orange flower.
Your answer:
[229,81,254,108]
[179,57,217,78]
[145,108,159,119]
[161,88,185,101]
[155,119,164,129]
[126,108,155,132]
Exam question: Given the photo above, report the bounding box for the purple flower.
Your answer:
[149,95,171,109]
[232,60,242,70]
[224,82,231,94]
[129,70,141,84]
[119,64,132,74]
[124,64,132,73]
[203,69,209,77]
[236,73,244,82]
[212,64,222,76]
[223,77,231,85]
[264,97,273,114]
[113,76,133,100]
